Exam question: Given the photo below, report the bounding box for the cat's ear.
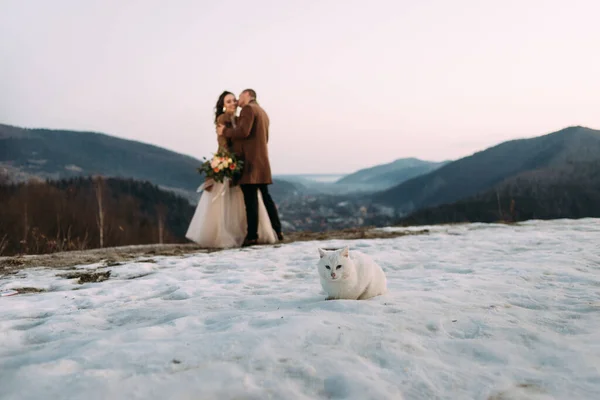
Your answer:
[339,246,350,258]
[318,248,327,258]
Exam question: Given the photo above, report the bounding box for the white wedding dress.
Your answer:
[185,178,278,248]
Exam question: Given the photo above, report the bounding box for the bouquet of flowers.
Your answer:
[197,149,244,184]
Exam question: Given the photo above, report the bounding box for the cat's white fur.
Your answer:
[317,246,387,300]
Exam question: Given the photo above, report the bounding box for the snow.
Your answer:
[1,218,599,400]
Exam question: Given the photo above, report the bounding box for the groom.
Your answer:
[217,89,284,247]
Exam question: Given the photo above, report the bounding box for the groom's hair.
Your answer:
[242,89,257,100]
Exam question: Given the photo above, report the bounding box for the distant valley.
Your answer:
[274,157,450,195]
[337,158,450,190]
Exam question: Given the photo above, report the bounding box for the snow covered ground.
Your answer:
[1,219,599,400]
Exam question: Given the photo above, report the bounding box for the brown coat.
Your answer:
[222,100,272,185]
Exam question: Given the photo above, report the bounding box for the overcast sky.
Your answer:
[1,0,599,174]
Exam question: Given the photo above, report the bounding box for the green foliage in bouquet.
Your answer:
[198,149,244,183]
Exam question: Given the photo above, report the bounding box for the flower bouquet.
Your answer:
[197,149,244,184]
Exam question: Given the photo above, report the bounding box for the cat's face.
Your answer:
[317,246,352,282]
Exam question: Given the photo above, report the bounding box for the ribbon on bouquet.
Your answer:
[196,178,230,202]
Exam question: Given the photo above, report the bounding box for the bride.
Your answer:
[185,91,278,248]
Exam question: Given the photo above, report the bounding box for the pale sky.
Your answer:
[1,0,599,174]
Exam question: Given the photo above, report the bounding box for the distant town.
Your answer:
[277,193,397,232]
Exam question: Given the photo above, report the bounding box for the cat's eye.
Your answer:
[325,265,330,269]
[336,265,342,270]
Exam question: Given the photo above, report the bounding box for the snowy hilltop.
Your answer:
[1,219,599,399]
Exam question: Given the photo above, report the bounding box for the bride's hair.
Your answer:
[214,91,234,124]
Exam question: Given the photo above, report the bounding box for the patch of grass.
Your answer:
[60,270,111,284]
[126,272,153,280]
[2,258,25,266]
[13,287,47,294]
[487,382,546,400]
[104,260,123,267]
[137,258,157,263]
[1,227,431,273]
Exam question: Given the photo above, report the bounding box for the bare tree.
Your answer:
[509,199,515,222]
[156,203,167,244]
[94,176,106,248]
[496,190,503,221]
[0,234,8,256]
[22,184,29,246]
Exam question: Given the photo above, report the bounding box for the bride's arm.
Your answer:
[204,115,231,192]
[222,106,254,139]
[215,114,232,149]
[217,135,228,150]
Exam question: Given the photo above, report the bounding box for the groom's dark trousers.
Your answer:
[241,184,282,241]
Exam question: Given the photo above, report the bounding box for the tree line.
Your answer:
[0,175,195,256]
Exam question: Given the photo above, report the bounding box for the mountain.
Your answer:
[336,158,448,189]
[0,124,202,192]
[372,126,600,214]
[397,158,600,225]
[0,123,299,203]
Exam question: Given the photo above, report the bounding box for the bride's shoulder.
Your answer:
[216,113,229,125]
[216,113,237,125]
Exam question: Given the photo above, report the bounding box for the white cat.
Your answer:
[317,246,387,300]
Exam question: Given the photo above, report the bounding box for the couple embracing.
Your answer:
[186,89,284,248]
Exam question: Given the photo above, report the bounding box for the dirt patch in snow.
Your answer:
[0,227,429,274]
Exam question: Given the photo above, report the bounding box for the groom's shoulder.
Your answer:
[243,102,266,116]
[249,102,268,116]
[241,103,258,114]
